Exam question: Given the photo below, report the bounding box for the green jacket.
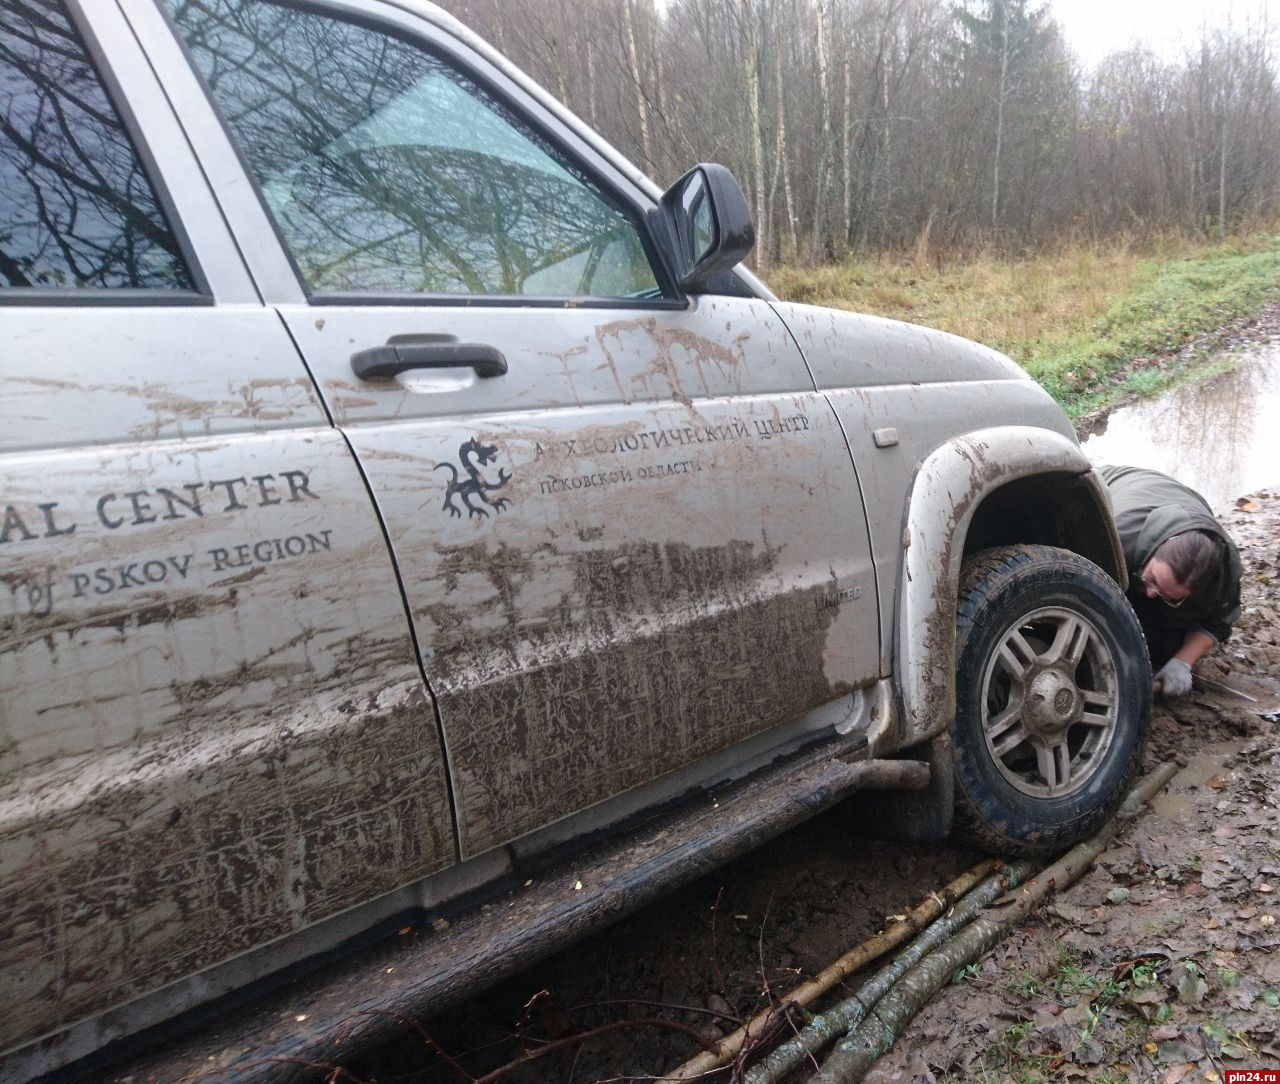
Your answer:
[1098,464,1242,643]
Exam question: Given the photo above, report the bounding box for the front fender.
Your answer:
[895,427,1123,745]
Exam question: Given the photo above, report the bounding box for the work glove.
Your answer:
[1154,658,1193,696]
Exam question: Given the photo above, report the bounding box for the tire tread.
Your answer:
[950,544,1150,856]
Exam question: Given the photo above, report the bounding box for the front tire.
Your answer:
[951,545,1151,855]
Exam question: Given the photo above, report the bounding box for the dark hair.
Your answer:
[1154,531,1226,604]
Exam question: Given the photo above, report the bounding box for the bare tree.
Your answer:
[420,0,1280,259]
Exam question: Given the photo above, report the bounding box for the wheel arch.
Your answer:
[894,427,1125,746]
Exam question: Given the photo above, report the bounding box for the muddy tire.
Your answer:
[951,545,1151,855]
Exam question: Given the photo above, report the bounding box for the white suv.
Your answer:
[0,0,1150,1077]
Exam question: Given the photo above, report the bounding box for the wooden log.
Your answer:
[809,761,1180,1084]
[742,861,1037,1084]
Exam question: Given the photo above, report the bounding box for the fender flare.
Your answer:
[895,426,1123,744]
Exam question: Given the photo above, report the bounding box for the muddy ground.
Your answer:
[349,341,1280,1083]
[347,487,1280,1084]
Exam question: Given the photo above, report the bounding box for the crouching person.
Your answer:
[1098,465,1242,696]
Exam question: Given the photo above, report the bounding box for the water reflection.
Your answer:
[1082,343,1280,514]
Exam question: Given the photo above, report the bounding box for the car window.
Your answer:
[166,0,662,299]
[0,0,193,292]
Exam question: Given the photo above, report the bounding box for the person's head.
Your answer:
[1140,530,1225,608]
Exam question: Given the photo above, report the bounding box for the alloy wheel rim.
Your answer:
[978,605,1119,799]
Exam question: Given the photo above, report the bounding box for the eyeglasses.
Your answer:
[1141,571,1187,608]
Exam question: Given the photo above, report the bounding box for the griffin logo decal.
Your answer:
[435,438,512,519]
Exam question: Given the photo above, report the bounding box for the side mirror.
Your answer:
[659,164,755,292]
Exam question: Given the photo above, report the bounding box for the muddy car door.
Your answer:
[153,0,881,857]
[0,0,454,1066]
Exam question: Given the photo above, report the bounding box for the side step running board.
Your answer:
[86,738,930,1082]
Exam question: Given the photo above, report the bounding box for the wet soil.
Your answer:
[351,342,1280,1083]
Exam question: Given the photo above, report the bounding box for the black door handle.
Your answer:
[351,341,507,380]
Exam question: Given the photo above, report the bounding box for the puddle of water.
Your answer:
[1081,341,1280,514]
[1149,738,1245,818]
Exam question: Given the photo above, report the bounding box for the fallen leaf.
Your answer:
[1122,991,1169,1019]
[1158,1038,1204,1063]
[1176,965,1208,1005]
[1072,1035,1106,1065]
[1207,775,1227,790]
[1222,1039,1253,1060]
[1237,498,1260,512]
[1150,1024,1182,1040]
[1161,1064,1195,1084]
[1226,982,1260,1010]
[1201,1022,1229,1044]
[707,993,733,1017]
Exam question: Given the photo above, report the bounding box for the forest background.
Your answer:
[441,0,1280,418]
[438,0,1277,264]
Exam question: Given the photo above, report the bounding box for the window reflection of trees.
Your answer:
[169,0,656,296]
[0,1,192,289]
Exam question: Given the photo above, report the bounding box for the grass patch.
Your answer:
[950,946,1189,1082]
[768,233,1280,420]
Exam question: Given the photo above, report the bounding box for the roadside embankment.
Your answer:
[771,235,1280,421]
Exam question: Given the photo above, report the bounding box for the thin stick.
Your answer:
[350,1009,475,1082]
